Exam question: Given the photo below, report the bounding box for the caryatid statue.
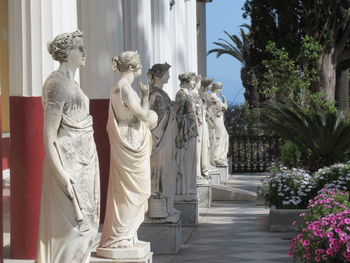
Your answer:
[98,51,157,252]
[147,62,180,221]
[209,81,229,166]
[199,77,218,173]
[175,72,199,199]
[190,75,211,184]
[37,30,100,263]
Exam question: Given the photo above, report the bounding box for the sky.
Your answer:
[206,0,248,105]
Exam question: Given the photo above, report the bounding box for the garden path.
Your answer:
[3,174,296,263]
[154,174,295,263]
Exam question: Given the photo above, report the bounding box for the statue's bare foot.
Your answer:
[134,239,147,246]
[109,239,133,248]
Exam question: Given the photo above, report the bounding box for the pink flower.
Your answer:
[327,232,334,238]
[326,248,333,255]
[303,240,310,246]
[314,256,321,262]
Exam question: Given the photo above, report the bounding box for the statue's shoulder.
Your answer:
[43,71,69,101]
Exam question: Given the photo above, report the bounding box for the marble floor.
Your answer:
[154,201,294,263]
[3,173,296,263]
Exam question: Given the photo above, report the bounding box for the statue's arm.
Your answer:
[221,94,228,109]
[43,81,74,199]
[122,84,157,127]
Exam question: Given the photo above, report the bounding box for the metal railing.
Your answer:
[230,135,281,173]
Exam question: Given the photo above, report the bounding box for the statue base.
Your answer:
[174,196,198,226]
[209,170,221,185]
[96,242,151,261]
[144,211,180,224]
[197,184,212,208]
[138,219,182,254]
[217,165,229,184]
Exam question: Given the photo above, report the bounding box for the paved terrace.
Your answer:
[3,174,295,263]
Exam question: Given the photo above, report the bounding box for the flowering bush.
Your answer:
[313,163,350,192]
[290,189,350,262]
[262,163,350,209]
[262,165,316,209]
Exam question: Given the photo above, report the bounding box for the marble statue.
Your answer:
[37,30,100,263]
[190,75,211,184]
[147,63,180,221]
[175,72,199,198]
[199,77,218,173]
[98,51,157,251]
[209,81,229,166]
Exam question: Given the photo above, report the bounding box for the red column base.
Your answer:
[10,96,44,259]
[90,99,110,222]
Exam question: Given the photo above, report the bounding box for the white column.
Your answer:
[185,0,198,74]
[151,0,173,97]
[197,2,207,76]
[169,0,187,99]
[77,0,124,99]
[8,0,78,96]
[123,0,153,85]
[168,0,198,99]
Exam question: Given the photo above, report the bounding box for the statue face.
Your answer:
[188,79,197,90]
[134,65,142,77]
[160,70,170,84]
[67,40,86,68]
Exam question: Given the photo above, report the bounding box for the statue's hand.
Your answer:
[63,177,74,200]
[140,82,149,96]
[146,110,158,130]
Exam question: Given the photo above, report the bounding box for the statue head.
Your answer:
[178,72,197,90]
[211,81,223,93]
[201,77,214,92]
[194,74,202,90]
[147,62,171,86]
[47,30,85,64]
[112,51,142,75]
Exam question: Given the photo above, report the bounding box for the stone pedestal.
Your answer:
[269,206,307,232]
[209,171,220,185]
[91,252,153,263]
[174,197,199,227]
[96,242,152,262]
[138,219,182,254]
[197,184,212,208]
[217,165,228,184]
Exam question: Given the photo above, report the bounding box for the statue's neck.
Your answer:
[151,79,164,90]
[121,71,135,85]
[58,62,77,80]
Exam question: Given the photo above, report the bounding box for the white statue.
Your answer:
[98,51,157,251]
[147,63,180,221]
[37,30,100,263]
[175,73,199,198]
[190,75,211,184]
[199,77,218,173]
[209,81,229,166]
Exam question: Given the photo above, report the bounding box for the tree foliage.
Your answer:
[243,0,350,106]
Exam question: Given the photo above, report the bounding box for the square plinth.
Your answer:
[91,252,153,263]
[174,199,199,227]
[209,171,221,185]
[217,165,228,184]
[197,184,212,208]
[138,219,182,254]
[96,242,150,260]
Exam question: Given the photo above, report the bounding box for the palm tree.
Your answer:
[208,24,250,66]
[208,25,260,109]
[261,100,350,171]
